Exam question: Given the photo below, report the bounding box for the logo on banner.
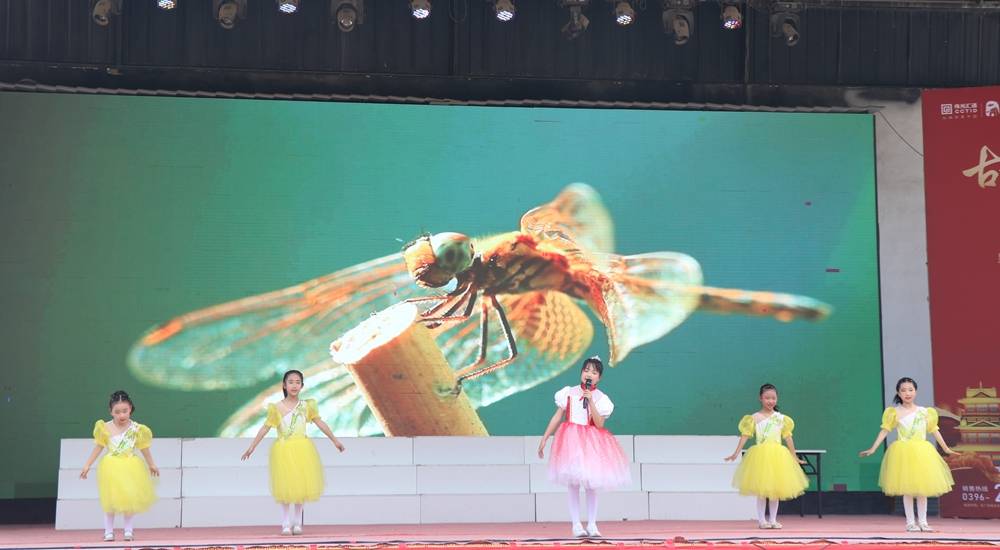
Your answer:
[941,102,980,120]
[987,101,1000,118]
[961,145,1000,189]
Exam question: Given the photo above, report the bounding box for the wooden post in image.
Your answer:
[329,301,487,436]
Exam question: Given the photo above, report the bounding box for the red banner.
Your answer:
[921,86,1000,519]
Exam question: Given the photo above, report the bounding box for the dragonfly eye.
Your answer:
[402,232,473,288]
[430,233,474,275]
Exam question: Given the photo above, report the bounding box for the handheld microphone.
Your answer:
[583,378,593,409]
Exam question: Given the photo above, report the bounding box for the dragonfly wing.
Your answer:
[221,291,593,436]
[581,252,705,366]
[582,252,832,366]
[219,362,380,437]
[519,183,614,255]
[128,253,435,391]
[434,291,594,408]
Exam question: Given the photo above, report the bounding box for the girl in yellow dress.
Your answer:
[725,383,808,529]
[241,369,346,535]
[860,377,957,532]
[79,390,160,542]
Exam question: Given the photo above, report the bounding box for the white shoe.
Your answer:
[586,524,601,537]
[281,526,292,536]
[906,522,920,532]
[123,531,133,541]
[572,523,587,537]
[292,524,303,535]
[103,532,114,542]
[919,522,935,532]
[758,521,771,529]
[770,521,783,529]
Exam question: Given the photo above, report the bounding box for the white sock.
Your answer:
[123,514,133,533]
[293,503,303,526]
[103,513,114,534]
[768,499,779,524]
[585,488,598,527]
[902,496,915,525]
[917,497,928,524]
[567,484,582,526]
[281,503,291,529]
[756,497,767,524]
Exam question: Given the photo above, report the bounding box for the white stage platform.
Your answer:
[56,435,755,529]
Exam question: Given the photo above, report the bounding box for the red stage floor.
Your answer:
[1,516,998,550]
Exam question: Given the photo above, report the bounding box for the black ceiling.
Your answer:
[1,0,998,105]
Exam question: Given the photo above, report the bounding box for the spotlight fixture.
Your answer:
[332,0,364,31]
[612,0,635,26]
[493,0,515,22]
[277,0,300,14]
[91,0,122,26]
[157,0,177,9]
[662,0,694,45]
[213,0,246,29]
[770,1,802,46]
[410,0,431,19]
[560,0,590,40]
[720,1,741,30]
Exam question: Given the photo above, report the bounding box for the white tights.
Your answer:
[281,503,304,528]
[756,497,779,525]
[902,495,928,525]
[103,513,133,533]
[567,484,599,528]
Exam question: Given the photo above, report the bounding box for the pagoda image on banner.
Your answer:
[939,383,1000,519]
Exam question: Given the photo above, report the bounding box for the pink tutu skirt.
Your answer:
[548,423,631,489]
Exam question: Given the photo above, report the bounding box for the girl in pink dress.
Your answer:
[537,356,631,538]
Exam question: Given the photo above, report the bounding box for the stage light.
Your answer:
[157,0,177,9]
[493,0,515,21]
[410,0,431,19]
[770,2,802,46]
[662,0,694,45]
[332,0,364,31]
[613,1,635,26]
[721,2,741,30]
[781,19,799,44]
[277,0,300,14]
[560,0,590,40]
[92,0,122,26]
[213,0,246,29]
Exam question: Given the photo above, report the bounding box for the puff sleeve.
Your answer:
[880,407,897,431]
[265,403,281,428]
[926,407,940,433]
[554,386,571,409]
[92,420,109,447]
[594,392,614,418]
[738,415,755,437]
[134,424,153,450]
[305,399,320,422]
[781,415,795,438]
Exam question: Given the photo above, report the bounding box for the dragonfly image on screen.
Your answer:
[128,184,831,437]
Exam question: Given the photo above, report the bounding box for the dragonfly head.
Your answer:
[403,232,475,288]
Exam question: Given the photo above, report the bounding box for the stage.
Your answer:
[2,517,998,550]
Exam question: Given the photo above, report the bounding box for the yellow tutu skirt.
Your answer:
[879,439,954,497]
[270,436,324,504]
[97,454,157,514]
[733,442,809,500]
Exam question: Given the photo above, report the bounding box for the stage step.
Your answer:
[56,435,756,528]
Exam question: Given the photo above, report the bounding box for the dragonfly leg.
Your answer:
[451,295,518,395]
[417,288,478,326]
[405,283,475,326]
[473,298,490,366]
